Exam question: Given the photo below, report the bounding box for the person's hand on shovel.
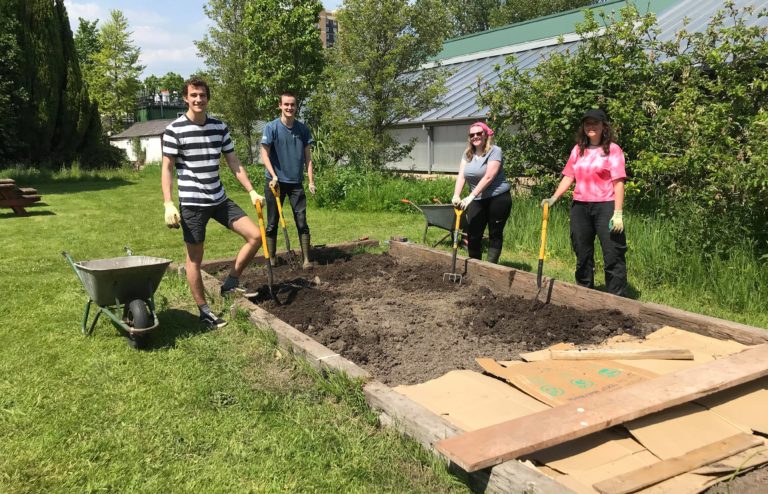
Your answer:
[540,196,557,208]
[249,189,265,207]
[459,194,476,210]
[451,194,461,207]
[163,201,180,229]
[269,176,278,190]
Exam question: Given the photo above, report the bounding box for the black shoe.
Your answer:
[220,285,245,297]
[200,311,227,328]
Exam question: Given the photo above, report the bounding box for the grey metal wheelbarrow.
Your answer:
[402,199,469,247]
[62,248,171,349]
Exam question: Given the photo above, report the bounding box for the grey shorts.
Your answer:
[180,198,246,244]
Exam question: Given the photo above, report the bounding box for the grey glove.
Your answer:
[540,196,557,208]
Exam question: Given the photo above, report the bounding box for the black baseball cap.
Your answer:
[582,109,608,122]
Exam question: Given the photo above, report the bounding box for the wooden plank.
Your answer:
[17,187,37,195]
[435,344,768,472]
[0,197,40,207]
[550,348,694,360]
[364,381,576,494]
[592,432,761,494]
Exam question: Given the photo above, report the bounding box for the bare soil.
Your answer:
[208,248,766,493]
[214,248,656,386]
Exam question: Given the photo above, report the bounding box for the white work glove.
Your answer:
[249,189,265,207]
[451,194,461,207]
[540,196,557,208]
[308,183,316,195]
[163,201,180,229]
[269,176,278,189]
[609,210,624,233]
[459,194,476,210]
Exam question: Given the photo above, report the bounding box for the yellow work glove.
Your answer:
[164,201,180,229]
[308,182,316,195]
[609,210,624,233]
[249,189,265,207]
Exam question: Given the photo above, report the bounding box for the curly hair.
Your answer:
[576,120,616,156]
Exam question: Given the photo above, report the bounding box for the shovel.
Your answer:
[531,202,550,307]
[269,183,301,267]
[254,200,278,302]
[443,208,464,284]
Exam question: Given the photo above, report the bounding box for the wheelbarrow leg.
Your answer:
[82,299,102,336]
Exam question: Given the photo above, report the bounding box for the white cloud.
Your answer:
[64,1,104,26]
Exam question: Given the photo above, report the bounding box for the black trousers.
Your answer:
[464,191,512,259]
[569,200,627,296]
[264,182,309,238]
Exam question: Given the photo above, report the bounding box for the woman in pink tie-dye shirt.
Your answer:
[540,109,628,296]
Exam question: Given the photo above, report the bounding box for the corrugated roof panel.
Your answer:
[401,0,768,125]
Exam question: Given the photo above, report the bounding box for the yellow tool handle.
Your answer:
[255,201,270,260]
[269,184,287,229]
[452,208,463,248]
[538,202,549,260]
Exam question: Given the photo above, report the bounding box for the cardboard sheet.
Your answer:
[476,357,656,407]
[695,378,768,435]
[625,403,748,460]
[393,369,548,431]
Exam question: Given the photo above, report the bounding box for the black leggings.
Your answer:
[464,191,512,259]
[570,200,627,296]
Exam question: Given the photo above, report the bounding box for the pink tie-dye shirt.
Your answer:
[562,143,626,202]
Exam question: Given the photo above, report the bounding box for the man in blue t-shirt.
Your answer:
[260,92,316,268]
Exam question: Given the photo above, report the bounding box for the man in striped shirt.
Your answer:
[161,76,265,328]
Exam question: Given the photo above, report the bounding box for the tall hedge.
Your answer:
[481,2,768,257]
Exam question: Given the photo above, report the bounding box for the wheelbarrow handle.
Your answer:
[62,251,87,286]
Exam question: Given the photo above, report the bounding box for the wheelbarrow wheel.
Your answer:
[126,299,151,349]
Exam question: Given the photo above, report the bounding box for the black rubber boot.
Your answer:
[487,248,501,264]
[300,234,312,269]
[266,236,277,267]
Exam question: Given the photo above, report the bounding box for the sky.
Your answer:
[64,0,342,79]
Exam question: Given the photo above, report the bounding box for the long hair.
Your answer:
[463,134,494,162]
[576,121,616,156]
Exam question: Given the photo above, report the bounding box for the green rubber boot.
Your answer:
[487,247,501,264]
[266,236,277,267]
[300,234,312,269]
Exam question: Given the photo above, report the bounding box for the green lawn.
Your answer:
[0,168,467,493]
[1,165,765,492]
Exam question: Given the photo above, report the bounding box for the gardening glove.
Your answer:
[451,194,461,207]
[249,189,265,207]
[459,194,476,210]
[609,210,624,233]
[269,176,278,189]
[540,196,557,208]
[309,182,316,195]
[164,201,180,229]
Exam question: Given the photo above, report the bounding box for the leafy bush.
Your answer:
[480,2,768,257]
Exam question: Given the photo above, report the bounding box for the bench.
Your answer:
[0,178,41,216]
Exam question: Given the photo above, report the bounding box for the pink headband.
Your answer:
[470,121,494,137]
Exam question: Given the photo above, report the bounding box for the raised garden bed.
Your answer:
[200,239,768,494]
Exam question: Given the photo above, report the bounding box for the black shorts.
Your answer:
[180,198,246,244]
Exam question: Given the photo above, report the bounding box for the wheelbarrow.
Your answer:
[402,199,469,247]
[62,248,171,349]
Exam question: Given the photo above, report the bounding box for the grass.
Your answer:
[0,166,467,493]
[1,164,765,492]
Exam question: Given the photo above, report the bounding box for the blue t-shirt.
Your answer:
[462,145,510,199]
[261,118,314,184]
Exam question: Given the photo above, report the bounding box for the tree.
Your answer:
[0,0,25,160]
[159,72,185,96]
[196,0,263,165]
[73,17,100,70]
[197,0,324,165]
[315,0,450,168]
[492,0,595,28]
[241,0,325,113]
[86,9,144,133]
[142,74,161,97]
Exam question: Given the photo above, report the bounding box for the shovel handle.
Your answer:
[269,183,288,229]
[538,202,549,261]
[255,201,270,260]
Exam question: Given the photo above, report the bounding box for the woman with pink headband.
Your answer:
[451,121,512,263]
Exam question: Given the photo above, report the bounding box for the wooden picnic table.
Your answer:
[0,178,41,216]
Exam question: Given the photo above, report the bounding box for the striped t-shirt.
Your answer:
[162,115,234,207]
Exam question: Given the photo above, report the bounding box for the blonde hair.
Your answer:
[463,134,494,161]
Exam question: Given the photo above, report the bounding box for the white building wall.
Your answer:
[110,136,163,163]
[387,122,471,174]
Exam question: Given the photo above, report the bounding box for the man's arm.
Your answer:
[224,152,256,192]
[305,145,315,194]
[260,144,279,186]
[161,155,175,203]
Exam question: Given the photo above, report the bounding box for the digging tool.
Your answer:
[537,201,550,290]
[254,200,277,301]
[269,183,300,267]
[443,208,464,284]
